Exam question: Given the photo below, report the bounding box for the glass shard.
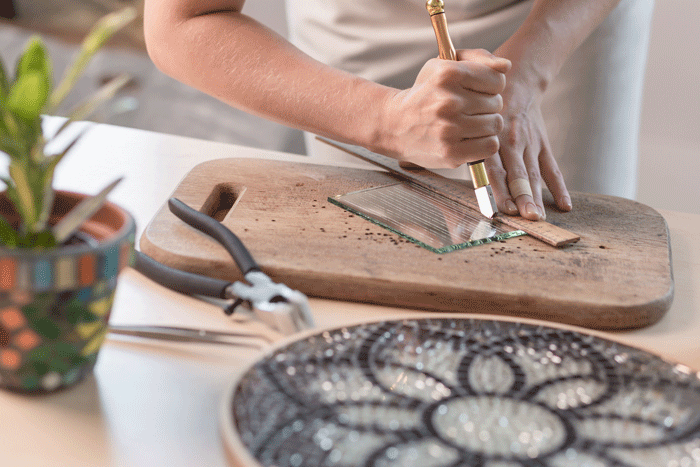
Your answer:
[329,182,525,253]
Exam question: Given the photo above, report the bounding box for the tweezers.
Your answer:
[109,324,274,349]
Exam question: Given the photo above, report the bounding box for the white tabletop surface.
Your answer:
[2,120,699,467]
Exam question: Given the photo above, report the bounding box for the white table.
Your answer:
[2,121,699,466]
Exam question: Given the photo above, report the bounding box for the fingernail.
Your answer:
[539,207,546,220]
[505,199,517,214]
[525,203,540,219]
[498,58,512,70]
[562,197,572,210]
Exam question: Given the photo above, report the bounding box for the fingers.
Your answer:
[430,52,508,96]
[451,136,500,165]
[506,166,546,221]
[540,148,572,212]
[456,49,512,74]
[407,134,499,168]
[432,91,502,120]
[463,94,503,116]
[410,63,505,165]
[501,143,544,221]
[507,178,533,199]
[440,113,503,139]
[490,173,542,221]
[389,50,510,168]
[454,49,511,95]
[491,138,572,221]
[458,62,506,96]
[486,155,518,215]
[414,49,570,215]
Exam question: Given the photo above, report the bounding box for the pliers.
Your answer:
[134,198,315,336]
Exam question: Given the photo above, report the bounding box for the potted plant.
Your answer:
[0,7,137,393]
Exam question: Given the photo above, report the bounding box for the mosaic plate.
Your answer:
[220,318,700,467]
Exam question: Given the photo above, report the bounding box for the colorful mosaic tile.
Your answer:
[0,231,135,293]
[0,284,125,391]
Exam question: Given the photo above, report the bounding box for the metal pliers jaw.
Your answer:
[134,198,316,336]
[230,272,314,336]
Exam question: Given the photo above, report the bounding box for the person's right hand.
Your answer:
[376,49,511,169]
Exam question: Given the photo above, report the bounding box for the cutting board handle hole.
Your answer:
[201,183,246,221]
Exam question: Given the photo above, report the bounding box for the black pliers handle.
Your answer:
[134,198,315,335]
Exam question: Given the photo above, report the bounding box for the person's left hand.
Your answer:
[485,72,572,221]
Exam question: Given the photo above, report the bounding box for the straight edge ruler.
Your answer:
[318,137,580,248]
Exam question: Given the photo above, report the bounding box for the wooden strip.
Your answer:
[320,138,580,247]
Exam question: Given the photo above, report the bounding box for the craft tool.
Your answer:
[426,0,498,219]
[135,197,315,335]
[109,324,271,348]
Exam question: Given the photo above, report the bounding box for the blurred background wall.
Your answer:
[1,0,698,214]
[635,0,699,215]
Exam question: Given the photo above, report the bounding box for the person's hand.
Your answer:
[486,72,572,221]
[378,49,511,169]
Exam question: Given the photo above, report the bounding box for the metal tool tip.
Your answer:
[474,186,498,219]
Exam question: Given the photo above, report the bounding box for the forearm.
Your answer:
[495,0,621,91]
[143,1,391,152]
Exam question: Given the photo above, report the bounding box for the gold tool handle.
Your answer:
[427,1,457,61]
[468,161,490,189]
[426,0,490,183]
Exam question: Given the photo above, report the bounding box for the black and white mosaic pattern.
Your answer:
[228,319,700,467]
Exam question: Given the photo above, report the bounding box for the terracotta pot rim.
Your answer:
[0,190,135,258]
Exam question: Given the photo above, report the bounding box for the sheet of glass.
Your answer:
[329,182,525,253]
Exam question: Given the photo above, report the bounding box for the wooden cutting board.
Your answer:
[140,158,673,331]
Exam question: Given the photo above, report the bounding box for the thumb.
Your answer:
[456,49,511,73]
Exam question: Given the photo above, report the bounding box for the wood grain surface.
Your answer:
[140,158,674,331]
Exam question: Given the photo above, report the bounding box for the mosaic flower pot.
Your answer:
[0,191,135,393]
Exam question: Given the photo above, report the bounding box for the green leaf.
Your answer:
[34,126,91,230]
[8,160,38,232]
[39,122,88,180]
[26,158,51,229]
[1,108,21,139]
[49,7,136,111]
[15,37,50,75]
[0,133,25,160]
[7,71,50,121]
[53,74,130,139]
[0,56,10,104]
[52,176,122,244]
[36,168,57,233]
[17,229,56,249]
[13,37,51,102]
[1,181,22,237]
[0,214,19,248]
